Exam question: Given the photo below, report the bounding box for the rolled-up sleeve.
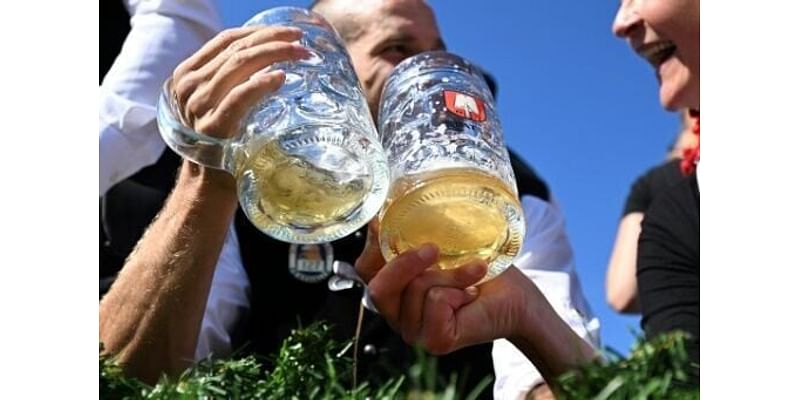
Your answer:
[492,195,601,399]
[100,0,221,195]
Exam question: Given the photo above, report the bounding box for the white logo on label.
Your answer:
[296,259,326,273]
[453,93,479,119]
[288,243,334,284]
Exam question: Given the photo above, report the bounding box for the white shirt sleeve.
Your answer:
[194,223,251,360]
[492,194,601,400]
[99,0,222,196]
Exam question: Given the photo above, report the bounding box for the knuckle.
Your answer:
[185,91,213,125]
[174,73,201,105]
[226,38,247,53]
[368,282,386,302]
[427,287,447,303]
[217,28,241,45]
[408,276,429,295]
[354,253,368,270]
[227,50,247,68]
[173,59,193,81]
[354,257,377,280]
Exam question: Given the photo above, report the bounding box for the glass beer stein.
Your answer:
[157,7,389,244]
[377,51,526,281]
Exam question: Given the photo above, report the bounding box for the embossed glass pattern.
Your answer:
[377,51,525,281]
[157,7,388,244]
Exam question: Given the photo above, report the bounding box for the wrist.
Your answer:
[509,288,549,348]
[176,160,239,206]
[507,281,597,385]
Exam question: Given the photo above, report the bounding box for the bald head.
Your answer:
[310,0,369,42]
[308,0,444,118]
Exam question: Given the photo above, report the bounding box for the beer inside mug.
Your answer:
[376,51,525,281]
[230,7,388,244]
[379,166,523,278]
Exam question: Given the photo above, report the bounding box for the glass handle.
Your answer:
[156,80,237,172]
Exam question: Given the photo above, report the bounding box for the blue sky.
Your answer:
[218,1,681,355]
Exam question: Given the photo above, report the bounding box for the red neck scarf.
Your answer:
[680,110,700,175]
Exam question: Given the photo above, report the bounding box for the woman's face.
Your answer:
[613,0,700,111]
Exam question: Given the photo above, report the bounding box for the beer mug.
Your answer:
[157,7,389,244]
[377,51,525,281]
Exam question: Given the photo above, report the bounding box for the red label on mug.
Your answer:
[444,90,486,122]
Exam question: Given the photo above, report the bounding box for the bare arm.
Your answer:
[356,242,599,390]
[99,163,238,383]
[99,26,310,383]
[605,212,644,313]
[507,267,598,386]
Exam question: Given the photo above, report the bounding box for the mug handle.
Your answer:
[156,79,238,173]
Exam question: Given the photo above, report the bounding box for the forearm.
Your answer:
[99,162,238,383]
[605,213,643,313]
[509,298,598,390]
[606,260,641,313]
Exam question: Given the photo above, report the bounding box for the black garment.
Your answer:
[236,149,550,398]
[637,172,700,382]
[100,150,182,297]
[623,159,684,216]
[99,148,550,398]
[100,0,131,83]
[99,0,170,297]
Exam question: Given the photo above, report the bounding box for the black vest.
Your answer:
[232,149,550,397]
[100,149,549,398]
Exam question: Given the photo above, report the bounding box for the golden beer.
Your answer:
[379,167,524,278]
[237,138,372,233]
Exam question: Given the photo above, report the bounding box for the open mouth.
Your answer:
[636,41,677,68]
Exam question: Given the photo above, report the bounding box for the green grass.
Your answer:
[100,323,698,399]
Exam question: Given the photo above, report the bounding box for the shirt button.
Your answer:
[363,344,377,356]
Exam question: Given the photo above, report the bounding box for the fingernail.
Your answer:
[465,286,479,297]
[417,244,438,264]
[250,68,283,81]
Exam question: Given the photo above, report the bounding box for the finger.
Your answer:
[182,41,307,128]
[419,286,476,354]
[177,26,300,77]
[193,70,286,137]
[423,266,532,352]
[204,41,310,114]
[193,26,305,82]
[367,244,439,326]
[173,26,303,109]
[174,26,264,82]
[355,218,384,284]
[399,260,487,343]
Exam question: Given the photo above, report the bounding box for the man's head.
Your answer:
[311,0,446,118]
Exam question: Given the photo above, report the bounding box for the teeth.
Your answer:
[638,42,675,65]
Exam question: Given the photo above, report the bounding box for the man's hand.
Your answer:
[171,26,310,138]
[354,221,539,353]
[352,221,598,385]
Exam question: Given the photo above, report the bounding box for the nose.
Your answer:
[612,2,642,38]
